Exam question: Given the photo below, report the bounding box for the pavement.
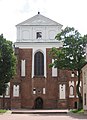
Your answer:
[0,109,87,120]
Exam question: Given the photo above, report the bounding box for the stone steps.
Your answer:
[11,109,68,114]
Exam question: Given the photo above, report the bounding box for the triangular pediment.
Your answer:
[16,13,62,26]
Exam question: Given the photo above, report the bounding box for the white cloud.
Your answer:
[0,0,87,42]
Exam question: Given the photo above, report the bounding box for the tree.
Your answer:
[0,34,16,108]
[49,27,87,110]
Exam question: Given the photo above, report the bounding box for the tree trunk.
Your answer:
[2,93,5,109]
[76,69,83,110]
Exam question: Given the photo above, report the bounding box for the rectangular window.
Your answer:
[5,82,10,96]
[52,59,57,77]
[33,88,36,94]
[43,88,46,94]
[36,32,42,39]
[59,84,66,99]
[13,85,19,97]
[21,60,25,77]
[71,73,74,77]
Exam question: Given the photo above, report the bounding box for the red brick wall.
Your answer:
[9,47,81,109]
[0,98,10,109]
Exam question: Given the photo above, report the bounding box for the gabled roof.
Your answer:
[16,12,63,26]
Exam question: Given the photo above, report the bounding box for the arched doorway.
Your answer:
[34,97,43,109]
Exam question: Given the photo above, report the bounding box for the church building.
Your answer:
[0,12,81,109]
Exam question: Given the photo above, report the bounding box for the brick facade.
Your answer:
[0,47,81,109]
[9,48,80,109]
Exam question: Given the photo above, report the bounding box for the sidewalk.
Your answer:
[1,109,87,120]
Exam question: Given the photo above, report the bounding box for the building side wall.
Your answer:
[82,64,87,111]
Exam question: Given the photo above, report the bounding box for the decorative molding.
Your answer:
[15,42,63,48]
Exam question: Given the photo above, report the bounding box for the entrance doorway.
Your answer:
[74,101,77,109]
[34,97,43,109]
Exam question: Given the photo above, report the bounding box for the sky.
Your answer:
[0,0,87,42]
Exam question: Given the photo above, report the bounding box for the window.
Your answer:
[5,82,10,96]
[33,88,36,94]
[71,73,74,77]
[13,85,19,97]
[36,32,42,39]
[59,84,66,99]
[52,59,57,77]
[34,51,44,76]
[69,85,74,95]
[43,88,46,94]
[21,60,25,77]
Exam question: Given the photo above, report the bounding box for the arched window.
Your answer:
[34,51,44,76]
[69,85,74,95]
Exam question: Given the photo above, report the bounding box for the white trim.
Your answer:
[69,81,74,87]
[52,59,57,77]
[13,85,19,97]
[21,60,25,77]
[32,48,46,78]
[33,88,36,94]
[59,84,66,99]
[5,82,10,96]
[0,95,10,98]
[69,95,74,98]
[15,42,63,48]
[32,49,34,78]
[43,88,46,94]
[71,73,74,77]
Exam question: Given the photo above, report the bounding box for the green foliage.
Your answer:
[49,27,87,109]
[55,27,87,71]
[49,47,66,69]
[0,109,7,113]
[0,34,16,95]
[71,109,84,113]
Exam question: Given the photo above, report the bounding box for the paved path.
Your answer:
[0,113,87,120]
[0,110,87,120]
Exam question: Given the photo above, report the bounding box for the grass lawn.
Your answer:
[71,109,84,113]
[0,109,7,113]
